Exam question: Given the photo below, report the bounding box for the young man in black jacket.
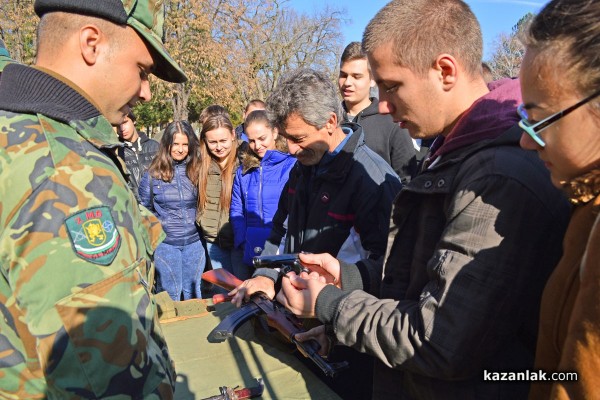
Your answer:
[339,41,416,184]
[117,111,159,202]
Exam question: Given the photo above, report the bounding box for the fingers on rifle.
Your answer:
[298,252,321,266]
[292,275,310,290]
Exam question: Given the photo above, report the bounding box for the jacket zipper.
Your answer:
[176,163,188,224]
[258,164,263,225]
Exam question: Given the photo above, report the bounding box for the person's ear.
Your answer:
[272,126,279,140]
[80,24,104,66]
[325,112,338,134]
[434,54,458,91]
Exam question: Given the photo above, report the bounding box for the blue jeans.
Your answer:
[205,242,250,280]
[154,239,206,300]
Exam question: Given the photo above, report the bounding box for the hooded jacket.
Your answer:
[230,137,296,265]
[315,79,571,399]
[343,98,417,184]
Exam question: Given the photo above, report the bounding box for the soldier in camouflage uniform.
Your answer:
[0,0,187,398]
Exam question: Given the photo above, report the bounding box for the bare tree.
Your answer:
[209,0,346,106]
[487,13,534,80]
[0,0,348,127]
[159,0,240,121]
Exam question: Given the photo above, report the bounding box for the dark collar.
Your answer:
[0,63,100,123]
[0,63,120,148]
[299,122,364,181]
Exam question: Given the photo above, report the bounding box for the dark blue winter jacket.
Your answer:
[231,146,296,264]
[139,161,201,246]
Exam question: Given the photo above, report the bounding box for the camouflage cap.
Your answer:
[34,0,187,83]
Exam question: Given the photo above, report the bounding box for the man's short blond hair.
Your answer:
[362,0,482,77]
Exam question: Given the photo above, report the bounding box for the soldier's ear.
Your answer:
[79,24,104,66]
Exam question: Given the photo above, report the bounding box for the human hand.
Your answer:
[298,252,341,288]
[294,325,331,357]
[229,276,276,307]
[276,273,327,317]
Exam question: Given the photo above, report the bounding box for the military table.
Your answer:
[157,295,341,399]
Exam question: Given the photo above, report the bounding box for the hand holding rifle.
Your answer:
[201,267,349,377]
[229,252,341,308]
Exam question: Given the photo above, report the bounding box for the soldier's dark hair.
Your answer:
[149,121,200,185]
[37,12,125,58]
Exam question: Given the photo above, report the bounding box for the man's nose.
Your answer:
[287,139,299,155]
[378,97,395,115]
[139,80,152,103]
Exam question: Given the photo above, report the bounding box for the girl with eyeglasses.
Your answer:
[139,121,206,300]
[518,1,600,398]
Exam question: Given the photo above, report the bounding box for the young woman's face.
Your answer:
[204,127,235,161]
[519,49,600,187]
[246,122,278,158]
[170,132,189,161]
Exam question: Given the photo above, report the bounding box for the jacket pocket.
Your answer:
[53,259,171,398]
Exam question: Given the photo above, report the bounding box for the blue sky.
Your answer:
[286,0,548,60]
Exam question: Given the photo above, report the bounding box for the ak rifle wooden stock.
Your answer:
[201,268,349,378]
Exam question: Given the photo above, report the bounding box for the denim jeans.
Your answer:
[154,239,206,300]
[205,242,250,280]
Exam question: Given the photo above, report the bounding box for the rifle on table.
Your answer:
[201,268,349,378]
[200,378,263,400]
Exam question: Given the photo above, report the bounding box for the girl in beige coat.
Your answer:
[518,1,600,398]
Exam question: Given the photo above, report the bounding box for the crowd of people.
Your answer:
[0,0,598,399]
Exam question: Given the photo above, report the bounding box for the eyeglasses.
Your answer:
[517,89,600,147]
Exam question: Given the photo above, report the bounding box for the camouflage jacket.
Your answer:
[0,64,174,399]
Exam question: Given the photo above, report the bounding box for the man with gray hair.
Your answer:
[230,67,401,398]
[231,67,400,299]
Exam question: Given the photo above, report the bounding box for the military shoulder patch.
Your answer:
[65,206,121,266]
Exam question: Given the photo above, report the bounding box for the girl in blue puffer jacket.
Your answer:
[230,110,296,279]
[139,121,206,300]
